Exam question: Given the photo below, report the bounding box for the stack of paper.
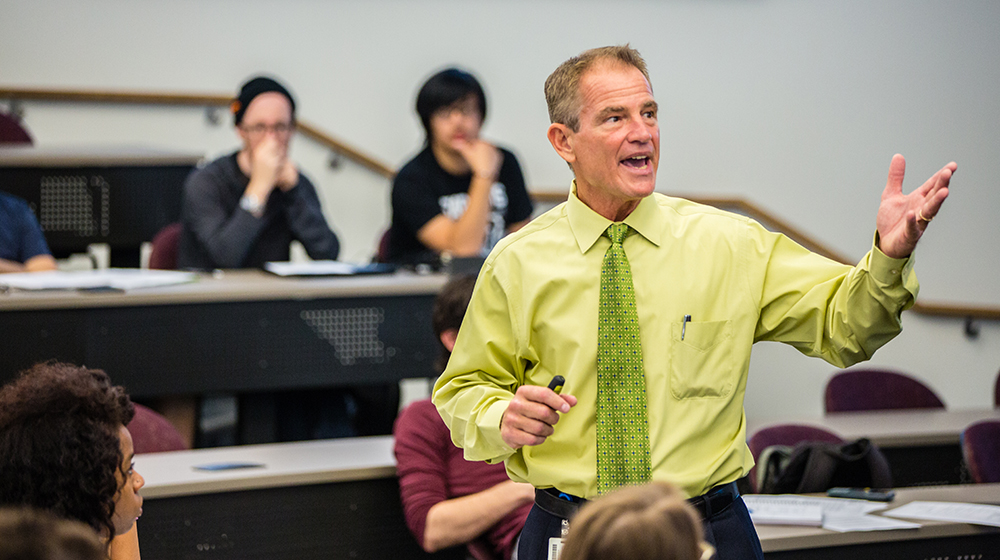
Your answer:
[885,501,1000,528]
[744,495,823,526]
[744,495,920,532]
[0,269,197,291]
[264,260,395,276]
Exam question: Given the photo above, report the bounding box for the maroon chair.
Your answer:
[375,228,391,263]
[961,420,1000,483]
[994,368,999,407]
[0,111,33,144]
[824,368,945,413]
[127,403,189,454]
[747,424,843,492]
[148,223,182,270]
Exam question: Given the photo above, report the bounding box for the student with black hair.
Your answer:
[388,68,533,265]
[393,275,534,559]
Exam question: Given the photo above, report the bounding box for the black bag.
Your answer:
[757,438,893,494]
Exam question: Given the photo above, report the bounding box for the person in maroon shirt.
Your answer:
[394,275,534,559]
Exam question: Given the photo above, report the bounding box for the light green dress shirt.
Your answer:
[433,185,918,499]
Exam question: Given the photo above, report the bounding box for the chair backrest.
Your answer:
[747,424,843,492]
[961,420,1000,483]
[824,368,945,413]
[148,223,182,270]
[375,228,391,263]
[994,368,999,408]
[0,111,33,144]
[127,403,190,454]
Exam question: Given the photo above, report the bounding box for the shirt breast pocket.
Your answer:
[668,319,735,399]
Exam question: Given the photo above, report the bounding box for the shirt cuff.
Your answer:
[869,231,918,293]
[479,398,516,463]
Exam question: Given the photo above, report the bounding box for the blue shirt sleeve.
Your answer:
[0,195,52,263]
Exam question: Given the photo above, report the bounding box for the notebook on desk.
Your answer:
[0,269,198,291]
[263,260,397,277]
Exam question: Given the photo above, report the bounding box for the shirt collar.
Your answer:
[566,180,663,253]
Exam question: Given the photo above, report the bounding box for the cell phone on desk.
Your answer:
[193,462,265,471]
[827,487,895,501]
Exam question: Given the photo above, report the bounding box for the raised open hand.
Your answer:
[876,154,956,259]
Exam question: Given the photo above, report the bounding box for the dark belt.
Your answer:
[687,481,740,519]
[534,481,739,520]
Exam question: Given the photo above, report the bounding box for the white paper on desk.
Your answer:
[884,501,1000,528]
[0,269,197,291]
[264,260,360,276]
[744,495,822,526]
[744,495,890,527]
[822,514,920,532]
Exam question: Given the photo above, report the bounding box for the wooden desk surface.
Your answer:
[0,269,450,311]
[0,145,204,167]
[748,408,1000,447]
[136,438,1000,554]
[756,483,1000,552]
[134,436,396,499]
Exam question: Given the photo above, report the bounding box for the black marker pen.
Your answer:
[548,375,565,394]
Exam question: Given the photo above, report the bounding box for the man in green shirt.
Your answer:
[433,45,955,560]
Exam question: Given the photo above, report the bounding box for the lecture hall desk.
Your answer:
[0,146,201,267]
[0,270,448,397]
[133,437,1000,560]
[133,436,445,559]
[757,483,1000,560]
[748,408,1000,487]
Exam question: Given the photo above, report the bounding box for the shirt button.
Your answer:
[890,269,899,275]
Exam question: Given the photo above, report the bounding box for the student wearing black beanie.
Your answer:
[178,74,339,269]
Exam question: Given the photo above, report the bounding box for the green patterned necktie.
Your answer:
[596,222,652,494]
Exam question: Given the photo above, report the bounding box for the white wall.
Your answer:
[2,0,998,419]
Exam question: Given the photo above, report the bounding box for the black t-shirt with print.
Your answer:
[387,145,533,265]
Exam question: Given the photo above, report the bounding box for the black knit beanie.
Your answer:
[231,76,296,126]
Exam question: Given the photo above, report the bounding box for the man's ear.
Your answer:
[440,329,459,353]
[547,123,576,166]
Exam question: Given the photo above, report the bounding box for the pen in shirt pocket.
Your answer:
[681,314,692,341]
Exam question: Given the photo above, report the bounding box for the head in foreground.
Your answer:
[0,506,105,560]
[560,481,714,560]
[0,362,144,542]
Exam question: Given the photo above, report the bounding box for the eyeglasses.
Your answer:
[434,100,480,120]
[240,122,295,136]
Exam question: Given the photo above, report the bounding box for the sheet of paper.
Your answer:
[745,495,893,527]
[0,269,197,291]
[264,260,397,277]
[744,495,822,526]
[264,261,359,276]
[884,501,1000,528]
[822,514,921,532]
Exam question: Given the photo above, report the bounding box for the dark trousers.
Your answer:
[517,495,764,560]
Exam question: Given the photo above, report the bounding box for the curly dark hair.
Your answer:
[0,362,135,540]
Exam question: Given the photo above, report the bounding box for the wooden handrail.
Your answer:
[909,302,1000,321]
[0,86,396,178]
[532,190,1000,321]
